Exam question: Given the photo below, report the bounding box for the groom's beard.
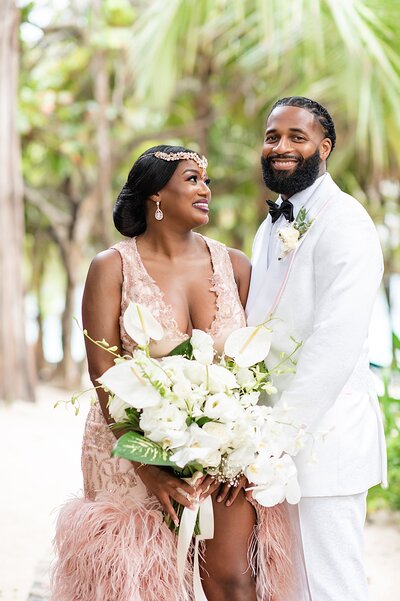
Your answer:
[261,149,321,197]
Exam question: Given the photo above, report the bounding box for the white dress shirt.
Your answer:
[267,173,327,268]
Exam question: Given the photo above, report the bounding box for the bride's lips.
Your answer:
[192,200,209,212]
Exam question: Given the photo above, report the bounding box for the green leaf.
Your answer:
[195,416,215,427]
[168,339,193,358]
[111,431,177,467]
[393,332,400,351]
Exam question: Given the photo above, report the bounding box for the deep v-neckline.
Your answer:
[132,234,220,337]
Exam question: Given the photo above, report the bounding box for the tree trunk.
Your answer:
[92,0,113,248]
[0,1,34,401]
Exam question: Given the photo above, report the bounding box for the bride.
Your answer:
[51,145,295,601]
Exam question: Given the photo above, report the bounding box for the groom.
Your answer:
[246,96,387,600]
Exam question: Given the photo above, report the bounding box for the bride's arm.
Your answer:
[82,249,197,525]
[228,248,252,308]
[82,248,123,427]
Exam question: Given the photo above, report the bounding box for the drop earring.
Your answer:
[154,201,164,221]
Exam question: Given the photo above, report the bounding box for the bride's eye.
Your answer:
[205,178,211,186]
[188,175,198,182]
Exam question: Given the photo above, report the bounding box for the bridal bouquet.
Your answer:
[94,302,307,515]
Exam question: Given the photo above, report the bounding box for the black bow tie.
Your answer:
[266,199,295,224]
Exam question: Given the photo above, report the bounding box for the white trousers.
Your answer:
[297,492,368,601]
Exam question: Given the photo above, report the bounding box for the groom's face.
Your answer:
[261,106,332,198]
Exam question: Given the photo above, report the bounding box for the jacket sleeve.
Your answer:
[276,201,383,428]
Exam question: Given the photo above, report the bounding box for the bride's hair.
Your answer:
[113,144,201,237]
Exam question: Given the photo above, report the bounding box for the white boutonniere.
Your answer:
[277,207,314,260]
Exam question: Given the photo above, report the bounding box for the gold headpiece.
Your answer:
[153,151,208,170]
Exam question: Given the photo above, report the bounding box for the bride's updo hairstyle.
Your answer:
[113,144,203,237]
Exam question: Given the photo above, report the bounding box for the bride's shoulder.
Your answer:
[227,247,251,274]
[86,248,123,285]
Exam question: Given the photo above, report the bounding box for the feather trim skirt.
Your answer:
[51,491,302,601]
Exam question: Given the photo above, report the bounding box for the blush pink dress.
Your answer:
[51,235,298,601]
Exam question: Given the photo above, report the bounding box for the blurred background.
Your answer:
[1,0,400,599]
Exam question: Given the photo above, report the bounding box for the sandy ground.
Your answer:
[1,384,400,601]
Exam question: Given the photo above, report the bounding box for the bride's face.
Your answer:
[155,160,211,229]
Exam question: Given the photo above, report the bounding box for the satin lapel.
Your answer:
[245,217,273,306]
[246,174,338,326]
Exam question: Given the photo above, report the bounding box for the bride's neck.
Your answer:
[137,229,199,259]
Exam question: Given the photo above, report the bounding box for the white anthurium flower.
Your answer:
[190,329,215,365]
[224,326,272,368]
[169,423,221,468]
[98,360,162,409]
[107,394,130,422]
[123,302,164,346]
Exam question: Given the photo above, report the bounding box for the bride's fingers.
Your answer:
[157,491,180,526]
[172,488,197,509]
[198,478,220,501]
[196,475,216,496]
[225,476,247,506]
[216,482,231,503]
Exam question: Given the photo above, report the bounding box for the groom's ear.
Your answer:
[320,138,332,161]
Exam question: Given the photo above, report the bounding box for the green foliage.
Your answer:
[112,431,177,466]
[18,1,400,378]
[168,339,193,358]
[368,362,400,511]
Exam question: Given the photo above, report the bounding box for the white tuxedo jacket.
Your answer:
[246,173,387,497]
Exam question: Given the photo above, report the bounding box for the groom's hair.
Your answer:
[269,96,336,155]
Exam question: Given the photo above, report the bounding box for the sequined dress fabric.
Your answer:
[51,236,298,601]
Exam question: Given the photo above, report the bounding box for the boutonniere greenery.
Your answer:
[277,207,314,260]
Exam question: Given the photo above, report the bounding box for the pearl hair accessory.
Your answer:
[153,151,208,170]
[154,201,163,221]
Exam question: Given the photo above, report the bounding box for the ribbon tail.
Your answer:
[177,505,200,585]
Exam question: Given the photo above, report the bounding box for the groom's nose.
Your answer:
[272,136,293,154]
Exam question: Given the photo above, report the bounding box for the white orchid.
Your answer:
[245,454,301,507]
[190,329,214,365]
[170,423,222,468]
[224,325,271,368]
[123,302,164,346]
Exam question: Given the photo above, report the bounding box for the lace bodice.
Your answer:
[81,234,246,501]
[111,234,246,357]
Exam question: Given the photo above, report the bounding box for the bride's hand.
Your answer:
[137,465,198,526]
[216,474,249,507]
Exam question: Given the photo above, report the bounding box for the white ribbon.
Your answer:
[176,476,214,601]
